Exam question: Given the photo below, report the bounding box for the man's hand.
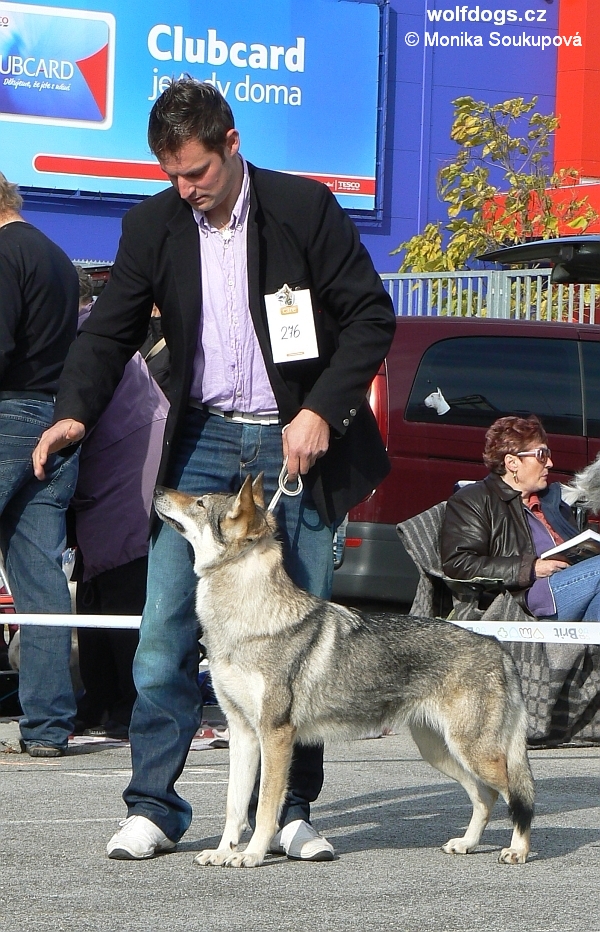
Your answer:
[32,419,85,479]
[282,409,330,482]
[534,558,570,578]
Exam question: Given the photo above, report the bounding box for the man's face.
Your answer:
[159,129,241,214]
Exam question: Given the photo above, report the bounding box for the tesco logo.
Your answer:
[337,181,361,191]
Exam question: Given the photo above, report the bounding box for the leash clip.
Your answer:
[267,458,303,513]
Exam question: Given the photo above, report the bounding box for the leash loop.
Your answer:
[267,458,303,513]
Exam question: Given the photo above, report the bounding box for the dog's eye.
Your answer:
[196,498,205,508]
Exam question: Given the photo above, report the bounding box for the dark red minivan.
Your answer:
[332,315,600,603]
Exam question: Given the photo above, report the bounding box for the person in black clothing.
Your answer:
[140,305,170,399]
[0,171,80,757]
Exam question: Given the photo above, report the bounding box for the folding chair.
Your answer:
[397,503,600,747]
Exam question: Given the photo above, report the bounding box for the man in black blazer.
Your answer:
[34,79,396,863]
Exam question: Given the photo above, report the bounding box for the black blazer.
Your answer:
[54,164,396,524]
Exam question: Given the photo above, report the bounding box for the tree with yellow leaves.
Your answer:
[393,95,599,272]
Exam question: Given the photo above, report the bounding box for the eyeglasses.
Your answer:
[516,447,551,465]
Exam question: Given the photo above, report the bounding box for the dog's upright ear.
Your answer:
[226,475,272,541]
[252,473,265,509]
[226,475,264,540]
[227,475,256,523]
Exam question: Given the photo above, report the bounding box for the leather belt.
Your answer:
[189,400,280,426]
[0,390,56,402]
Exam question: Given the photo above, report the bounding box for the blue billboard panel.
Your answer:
[0,0,381,208]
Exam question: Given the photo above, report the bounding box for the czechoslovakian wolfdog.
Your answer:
[153,476,534,869]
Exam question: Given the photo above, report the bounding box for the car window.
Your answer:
[582,343,600,438]
[406,336,582,435]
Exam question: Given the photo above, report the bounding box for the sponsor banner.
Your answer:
[0,2,114,128]
[449,618,600,645]
[0,0,381,208]
[284,171,376,197]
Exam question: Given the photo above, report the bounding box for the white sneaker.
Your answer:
[269,819,335,861]
[106,815,176,860]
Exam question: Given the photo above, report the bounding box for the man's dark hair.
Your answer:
[148,77,235,160]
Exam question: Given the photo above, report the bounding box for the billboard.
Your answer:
[0,0,382,208]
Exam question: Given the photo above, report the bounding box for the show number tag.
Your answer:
[265,284,319,364]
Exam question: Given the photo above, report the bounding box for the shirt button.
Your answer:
[343,418,350,427]
[350,408,356,416]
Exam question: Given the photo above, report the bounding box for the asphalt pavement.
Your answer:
[1,716,599,932]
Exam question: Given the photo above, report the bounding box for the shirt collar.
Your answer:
[193,155,249,235]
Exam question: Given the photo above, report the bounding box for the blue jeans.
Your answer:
[124,409,335,841]
[548,555,600,621]
[0,398,79,749]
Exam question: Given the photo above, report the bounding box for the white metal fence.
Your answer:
[380,269,600,323]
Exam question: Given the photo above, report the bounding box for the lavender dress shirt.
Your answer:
[189,156,278,416]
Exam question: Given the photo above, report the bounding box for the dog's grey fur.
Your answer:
[154,477,534,869]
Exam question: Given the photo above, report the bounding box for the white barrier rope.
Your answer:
[448,617,600,645]
[5,614,600,643]
[6,614,141,629]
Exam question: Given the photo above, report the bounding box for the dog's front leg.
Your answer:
[224,722,296,868]
[194,714,260,867]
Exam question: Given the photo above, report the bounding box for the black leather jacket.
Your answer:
[441,473,578,610]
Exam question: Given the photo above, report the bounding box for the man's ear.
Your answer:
[252,473,265,509]
[224,127,240,158]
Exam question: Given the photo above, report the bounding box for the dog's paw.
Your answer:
[442,837,474,855]
[223,851,264,868]
[498,846,528,864]
[193,848,233,867]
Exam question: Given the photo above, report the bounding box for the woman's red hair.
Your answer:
[483,415,547,475]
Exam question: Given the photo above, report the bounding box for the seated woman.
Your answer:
[441,414,600,621]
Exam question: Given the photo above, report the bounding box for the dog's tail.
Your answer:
[503,670,535,835]
[507,750,535,834]
[499,706,535,863]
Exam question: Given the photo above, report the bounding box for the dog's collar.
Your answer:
[198,536,265,577]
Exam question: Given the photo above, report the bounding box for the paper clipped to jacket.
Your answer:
[541,528,600,564]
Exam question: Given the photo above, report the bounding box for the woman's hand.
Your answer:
[534,558,570,578]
